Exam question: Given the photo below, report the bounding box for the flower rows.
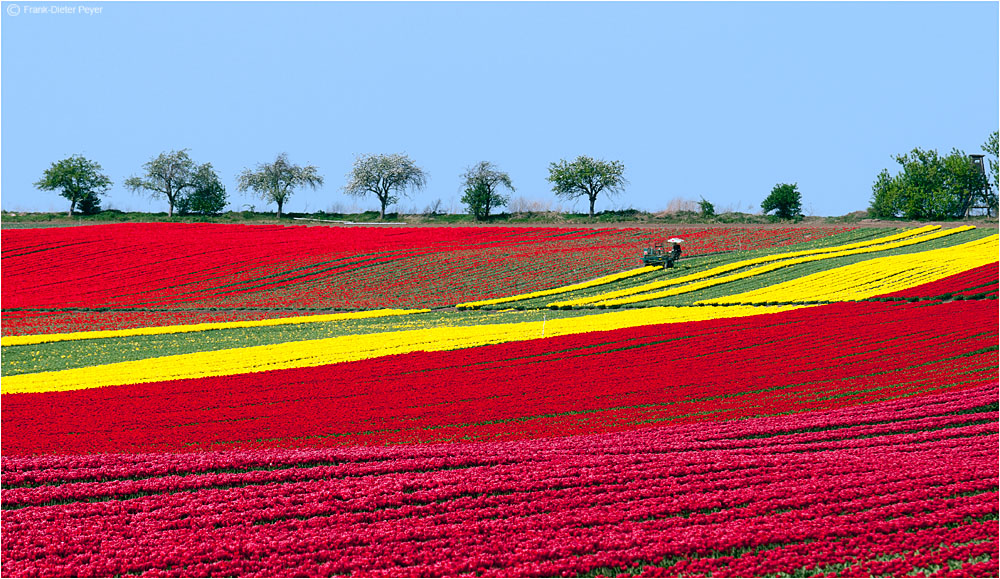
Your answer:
[1,304,802,394]
[0,309,320,337]
[455,265,660,309]
[180,228,851,311]
[698,234,1000,305]
[3,225,597,309]
[2,384,995,577]
[2,224,853,333]
[3,223,995,578]
[549,225,970,308]
[3,299,995,455]
[0,308,429,347]
[874,261,999,300]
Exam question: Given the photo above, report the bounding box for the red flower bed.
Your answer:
[4,300,995,456]
[2,224,852,334]
[2,384,995,577]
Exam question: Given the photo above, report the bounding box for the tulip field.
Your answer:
[2,223,998,577]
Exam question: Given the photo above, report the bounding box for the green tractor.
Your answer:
[642,238,683,268]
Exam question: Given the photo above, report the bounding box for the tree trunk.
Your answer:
[589,196,596,219]
[168,202,174,218]
[68,201,74,217]
[276,200,283,220]
[379,199,386,220]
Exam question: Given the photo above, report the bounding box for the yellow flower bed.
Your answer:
[697,235,999,305]
[2,304,806,395]
[455,265,661,309]
[552,226,971,308]
[0,309,431,347]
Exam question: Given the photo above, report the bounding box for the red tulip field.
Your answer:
[2,222,997,577]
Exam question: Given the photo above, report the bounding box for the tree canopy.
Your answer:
[237,153,323,219]
[343,153,427,219]
[460,161,514,221]
[546,156,627,218]
[984,131,998,205]
[761,183,803,220]
[698,197,715,218]
[34,155,112,216]
[124,150,197,218]
[75,191,103,215]
[178,163,228,216]
[869,147,992,220]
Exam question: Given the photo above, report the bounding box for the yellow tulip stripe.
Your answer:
[2,304,805,395]
[698,235,999,305]
[455,266,661,309]
[0,309,431,347]
[551,226,972,308]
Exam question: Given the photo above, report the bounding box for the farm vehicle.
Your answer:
[641,238,683,268]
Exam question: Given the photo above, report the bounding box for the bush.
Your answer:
[698,198,715,218]
[76,193,103,215]
[761,183,803,220]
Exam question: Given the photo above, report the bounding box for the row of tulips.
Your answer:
[1,224,854,330]
[2,224,610,309]
[2,384,995,577]
[215,244,647,310]
[146,227,781,311]
[700,234,999,305]
[4,398,995,491]
[1,304,801,394]
[545,226,937,307]
[0,308,428,347]
[557,226,975,308]
[875,261,999,300]
[0,309,321,338]
[3,299,995,454]
[2,374,991,482]
[456,265,661,309]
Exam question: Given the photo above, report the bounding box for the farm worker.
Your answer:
[670,243,682,262]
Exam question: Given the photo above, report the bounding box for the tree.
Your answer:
[983,131,999,217]
[460,161,514,221]
[124,150,196,218]
[546,156,627,218]
[985,131,999,187]
[698,197,715,218]
[868,147,990,220]
[76,192,103,215]
[343,153,427,220]
[178,163,227,216]
[869,169,897,219]
[761,183,802,220]
[238,153,323,219]
[34,155,112,216]
[943,150,990,217]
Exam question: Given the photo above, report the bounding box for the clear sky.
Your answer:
[2,1,997,216]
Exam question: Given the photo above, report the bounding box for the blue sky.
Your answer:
[2,1,997,216]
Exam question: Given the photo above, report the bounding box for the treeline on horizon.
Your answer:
[25,131,999,223]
